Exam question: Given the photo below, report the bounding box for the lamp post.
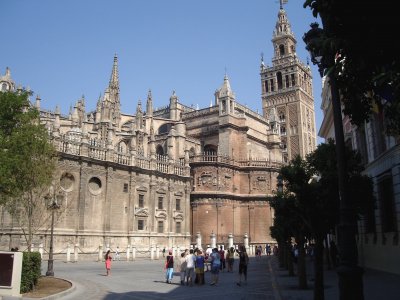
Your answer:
[304,23,364,299]
[45,189,62,277]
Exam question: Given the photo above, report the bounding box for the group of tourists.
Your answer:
[164,245,249,287]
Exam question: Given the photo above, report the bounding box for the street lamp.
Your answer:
[45,189,62,277]
[304,23,364,299]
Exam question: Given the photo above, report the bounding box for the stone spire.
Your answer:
[109,54,119,90]
[136,99,143,130]
[146,89,153,117]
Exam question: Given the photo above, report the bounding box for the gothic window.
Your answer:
[378,173,397,233]
[176,199,181,211]
[279,44,285,56]
[176,222,181,234]
[158,197,164,209]
[138,194,144,208]
[1,83,8,91]
[158,124,169,134]
[138,220,145,231]
[279,113,285,122]
[157,221,164,233]
[285,75,289,88]
[280,126,286,135]
[265,80,269,93]
[156,145,164,155]
[291,45,295,53]
[291,74,295,86]
[123,183,128,193]
[277,72,283,90]
[270,79,274,92]
[189,147,195,158]
[221,100,226,113]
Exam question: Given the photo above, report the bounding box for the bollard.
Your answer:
[67,244,71,262]
[156,245,160,260]
[39,243,43,259]
[132,246,136,261]
[126,245,131,261]
[98,244,103,261]
[74,244,79,262]
[150,245,154,260]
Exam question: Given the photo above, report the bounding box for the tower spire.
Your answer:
[109,54,119,90]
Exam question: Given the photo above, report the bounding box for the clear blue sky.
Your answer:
[1,0,322,139]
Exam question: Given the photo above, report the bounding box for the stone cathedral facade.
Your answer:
[0,6,316,254]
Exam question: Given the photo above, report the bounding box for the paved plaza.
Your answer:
[3,255,400,300]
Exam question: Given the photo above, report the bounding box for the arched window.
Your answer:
[156,145,164,155]
[189,147,195,157]
[277,72,283,90]
[279,44,285,56]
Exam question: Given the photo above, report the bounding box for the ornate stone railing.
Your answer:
[190,154,283,168]
[55,136,190,177]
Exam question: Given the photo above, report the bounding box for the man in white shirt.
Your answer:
[185,249,195,286]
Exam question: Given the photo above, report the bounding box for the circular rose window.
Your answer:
[88,177,102,195]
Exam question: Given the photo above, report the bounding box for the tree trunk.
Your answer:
[287,241,295,276]
[296,237,308,289]
[278,241,285,268]
[313,237,325,300]
[324,236,331,270]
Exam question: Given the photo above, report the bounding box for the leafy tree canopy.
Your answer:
[0,91,56,203]
[303,0,400,134]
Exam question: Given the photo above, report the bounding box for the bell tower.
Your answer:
[261,3,316,160]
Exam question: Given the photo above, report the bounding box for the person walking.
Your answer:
[105,250,112,276]
[237,245,249,286]
[165,250,174,284]
[227,247,236,272]
[219,246,226,272]
[195,250,205,285]
[185,249,195,286]
[179,252,187,285]
[210,248,221,286]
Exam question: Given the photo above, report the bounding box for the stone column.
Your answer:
[196,232,202,250]
[156,245,160,260]
[67,244,71,262]
[132,246,136,261]
[74,244,79,262]
[210,232,216,249]
[126,245,131,261]
[98,244,103,261]
[228,233,233,249]
[244,233,249,253]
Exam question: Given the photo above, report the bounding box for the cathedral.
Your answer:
[0,6,316,255]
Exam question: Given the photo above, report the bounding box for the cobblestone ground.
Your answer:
[51,255,279,300]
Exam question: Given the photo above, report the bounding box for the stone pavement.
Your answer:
[2,255,399,300]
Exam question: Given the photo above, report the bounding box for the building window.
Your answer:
[270,79,274,92]
[176,199,181,211]
[265,80,269,93]
[277,72,283,90]
[285,75,290,88]
[279,44,285,56]
[138,220,145,230]
[138,194,144,208]
[176,222,181,234]
[378,173,397,232]
[123,183,128,193]
[158,221,164,233]
[291,74,295,86]
[158,197,163,209]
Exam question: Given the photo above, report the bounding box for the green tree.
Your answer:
[303,0,400,134]
[0,91,57,251]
